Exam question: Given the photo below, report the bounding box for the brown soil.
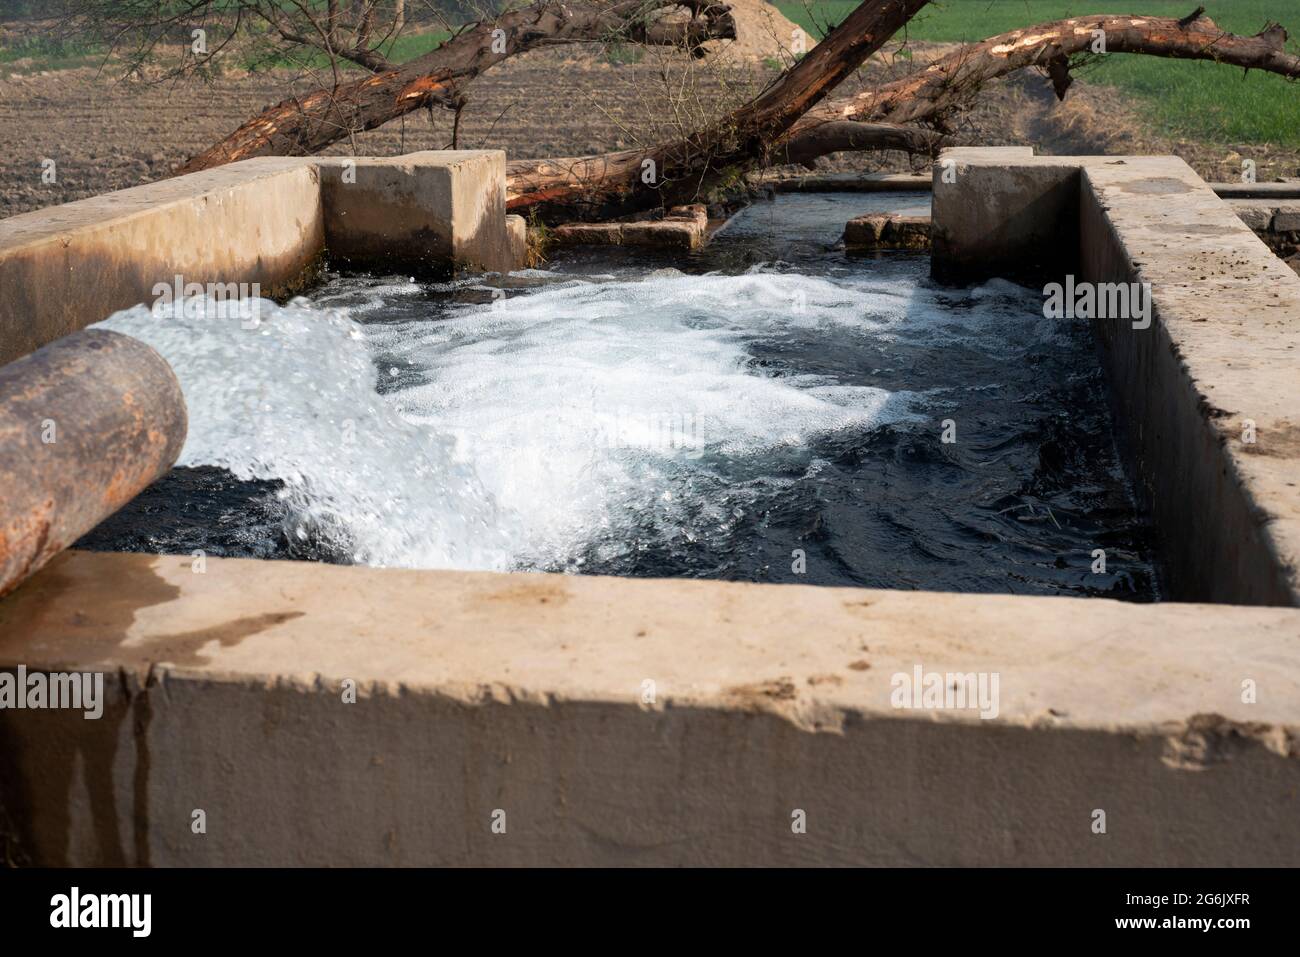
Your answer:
[657,0,805,62]
[2,39,1298,220]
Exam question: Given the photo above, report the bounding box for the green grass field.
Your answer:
[774,0,1300,145]
[0,34,102,69]
[240,28,451,72]
[0,24,451,74]
[2,1,1294,146]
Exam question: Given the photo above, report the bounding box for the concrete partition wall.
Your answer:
[929,148,1077,283]
[2,551,1299,867]
[319,152,520,275]
[0,159,323,367]
[1081,159,1300,606]
[0,151,524,366]
[933,148,1300,607]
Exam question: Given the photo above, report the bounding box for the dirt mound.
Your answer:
[651,0,805,62]
[718,0,808,61]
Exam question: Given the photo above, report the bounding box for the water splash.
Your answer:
[97,297,521,570]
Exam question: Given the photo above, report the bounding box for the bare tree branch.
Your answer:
[175,0,739,174]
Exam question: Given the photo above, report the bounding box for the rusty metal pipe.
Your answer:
[0,329,187,598]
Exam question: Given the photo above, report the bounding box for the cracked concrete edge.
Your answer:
[3,550,1300,734]
[2,551,1299,865]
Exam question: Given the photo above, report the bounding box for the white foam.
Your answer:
[96,297,520,570]
[96,268,1028,571]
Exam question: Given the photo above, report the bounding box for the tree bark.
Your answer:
[795,12,1300,136]
[510,9,1300,218]
[175,0,738,175]
[506,0,932,219]
[777,121,943,168]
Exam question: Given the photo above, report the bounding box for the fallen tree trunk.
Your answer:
[505,120,942,211]
[510,9,1300,218]
[176,0,738,175]
[794,12,1300,135]
[506,0,932,219]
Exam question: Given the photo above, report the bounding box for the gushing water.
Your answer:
[89,193,1156,598]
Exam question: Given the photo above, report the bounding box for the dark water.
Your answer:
[82,192,1158,600]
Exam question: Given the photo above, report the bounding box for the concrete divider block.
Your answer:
[1227,199,1276,232]
[319,151,520,276]
[930,148,1080,283]
[844,213,930,249]
[1274,206,1300,233]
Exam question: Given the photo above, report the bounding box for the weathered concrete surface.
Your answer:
[1,549,1297,866]
[0,332,186,598]
[0,151,528,366]
[1081,157,1300,607]
[0,158,323,367]
[931,148,1077,283]
[1210,182,1300,200]
[552,205,708,251]
[933,148,1300,605]
[843,213,930,249]
[319,151,518,276]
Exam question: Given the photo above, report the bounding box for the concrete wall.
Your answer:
[0,151,525,366]
[1,550,1298,866]
[319,152,517,276]
[934,148,1300,606]
[929,148,1081,284]
[0,159,322,367]
[3,149,1300,866]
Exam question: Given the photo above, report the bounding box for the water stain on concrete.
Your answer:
[150,611,305,667]
[470,579,573,610]
[1148,222,1235,236]
[0,552,300,865]
[1239,421,1300,458]
[1118,177,1194,195]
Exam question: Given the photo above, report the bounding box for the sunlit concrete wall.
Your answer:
[933,149,1300,606]
[0,151,525,366]
[0,151,1298,866]
[1,552,1298,866]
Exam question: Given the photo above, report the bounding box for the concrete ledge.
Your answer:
[552,205,708,251]
[932,148,1300,606]
[2,550,1298,866]
[756,171,933,193]
[0,159,322,367]
[0,151,525,366]
[1210,182,1300,200]
[843,213,930,249]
